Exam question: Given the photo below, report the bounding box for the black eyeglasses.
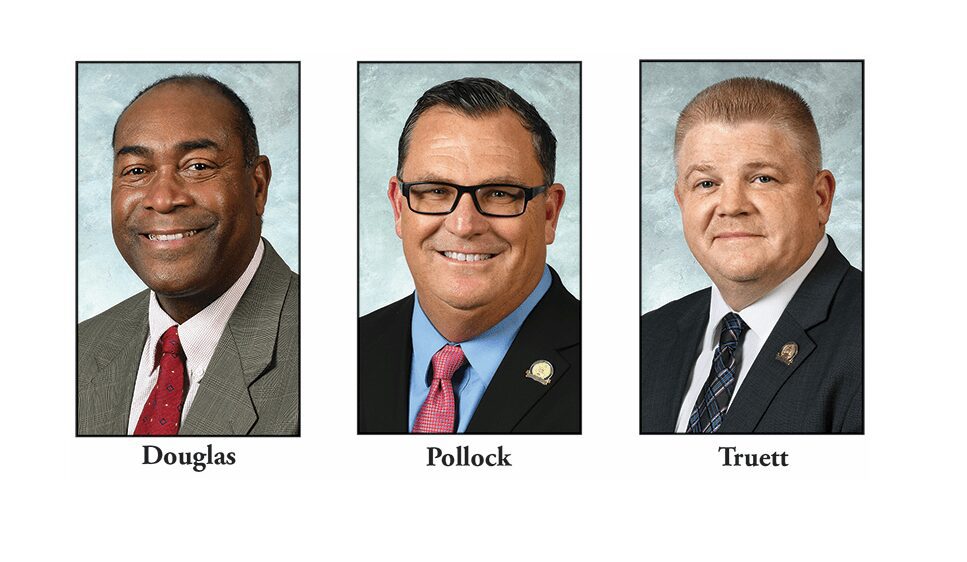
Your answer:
[399,180,548,217]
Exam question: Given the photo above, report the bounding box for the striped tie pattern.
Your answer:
[412,345,467,434]
[687,312,747,433]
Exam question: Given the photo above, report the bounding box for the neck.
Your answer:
[155,236,261,324]
[716,284,771,312]
[156,294,217,324]
[716,233,825,311]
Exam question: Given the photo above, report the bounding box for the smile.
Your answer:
[442,251,494,262]
[143,229,202,241]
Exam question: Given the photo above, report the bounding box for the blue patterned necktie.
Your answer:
[687,312,747,433]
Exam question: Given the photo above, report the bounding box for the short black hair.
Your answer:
[397,77,557,185]
[112,74,260,166]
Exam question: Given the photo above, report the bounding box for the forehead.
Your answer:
[403,106,542,182]
[114,83,241,151]
[677,120,805,170]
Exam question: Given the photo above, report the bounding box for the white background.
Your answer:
[4,0,963,560]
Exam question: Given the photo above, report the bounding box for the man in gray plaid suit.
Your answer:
[77,74,299,436]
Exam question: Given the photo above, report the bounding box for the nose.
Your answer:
[716,179,752,216]
[142,167,193,213]
[444,191,490,238]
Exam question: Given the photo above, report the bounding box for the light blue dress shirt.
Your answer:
[408,265,552,432]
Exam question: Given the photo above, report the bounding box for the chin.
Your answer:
[436,287,493,312]
[708,259,766,285]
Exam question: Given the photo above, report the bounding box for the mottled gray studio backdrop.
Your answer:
[640,61,862,314]
[359,63,581,316]
[78,62,299,322]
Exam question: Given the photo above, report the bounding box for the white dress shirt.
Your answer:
[674,236,829,432]
[127,240,265,434]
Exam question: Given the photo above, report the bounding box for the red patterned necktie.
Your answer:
[134,325,188,436]
[412,344,467,434]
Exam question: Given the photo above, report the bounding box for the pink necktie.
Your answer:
[134,325,188,435]
[412,344,467,433]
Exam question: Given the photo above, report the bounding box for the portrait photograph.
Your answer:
[639,60,863,434]
[358,61,581,434]
[76,62,300,436]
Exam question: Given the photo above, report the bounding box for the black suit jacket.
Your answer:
[640,238,863,434]
[359,268,580,434]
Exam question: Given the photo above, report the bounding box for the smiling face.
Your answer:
[389,106,565,340]
[112,82,269,321]
[675,120,835,308]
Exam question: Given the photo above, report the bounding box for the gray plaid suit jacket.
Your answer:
[77,239,299,436]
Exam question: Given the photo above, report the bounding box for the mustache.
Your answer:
[127,211,218,235]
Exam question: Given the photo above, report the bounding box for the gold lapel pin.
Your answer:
[776,342,798,366]
[525,360,554,385]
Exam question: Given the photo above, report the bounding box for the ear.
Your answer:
[388,176,405,239]
[252,155,272,216]
[542,183,566,245]
[814,169,836,225]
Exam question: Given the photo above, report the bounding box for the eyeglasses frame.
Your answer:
[398,179,549,218]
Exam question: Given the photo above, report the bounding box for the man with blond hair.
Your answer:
[640,77,862,434]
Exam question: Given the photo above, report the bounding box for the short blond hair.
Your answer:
[674,77,822,172]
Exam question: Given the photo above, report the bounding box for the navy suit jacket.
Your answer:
[640,238,863,433]
[359,268,580,434]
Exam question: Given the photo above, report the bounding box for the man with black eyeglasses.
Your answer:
[358,77,580,434]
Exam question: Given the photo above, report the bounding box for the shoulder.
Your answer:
[641,287,709,332]
[359,294,414,339]
[539,269,579,314]
[78,290,150,355]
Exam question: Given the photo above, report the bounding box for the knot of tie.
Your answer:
[154,325,184,368]
[430,344,467,381]
[719,312,746,350]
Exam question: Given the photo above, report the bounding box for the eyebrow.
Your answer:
[178,138,221,152]
[682,163,717,178]
[741,160,784,172]
[114,138,221,158]
[408,172,532,186]
[682,161,786,178]
[116,145,151,158]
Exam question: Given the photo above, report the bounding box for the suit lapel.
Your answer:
[719,318,816,432]
[721,238,850,432]
[85,292,150,435]
[181,240,290,435]
[358,296,413,433]
[653,295,709,432]
[466,271,579,433]
[466,331,569,433]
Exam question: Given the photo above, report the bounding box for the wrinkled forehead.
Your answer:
[404,106,542,181]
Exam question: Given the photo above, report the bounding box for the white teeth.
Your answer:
[147,230,198,241]
[443,251,494,262]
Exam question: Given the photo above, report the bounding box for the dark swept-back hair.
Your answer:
[112,74,260,166]
[396,77,557,185]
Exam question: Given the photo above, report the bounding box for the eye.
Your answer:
[696,180,715,189]
[187,163,210,171]
[123,167,148,176]
[753,175,775,184]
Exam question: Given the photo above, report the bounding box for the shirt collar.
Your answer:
[411,264,553,388]
[146,239,265,381]
[706,235,828,347]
